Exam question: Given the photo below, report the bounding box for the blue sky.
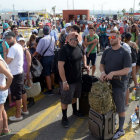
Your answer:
[0,0,139,13]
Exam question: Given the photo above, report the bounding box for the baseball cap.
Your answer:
[3,23,9,29]
[43,26,50,35]
[17,37,25,42]
[5,31,16,38]
[32,29,38,34]
[65,23,71,28]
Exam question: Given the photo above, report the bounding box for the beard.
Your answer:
[110,40,118,46]
[9,41,15,47]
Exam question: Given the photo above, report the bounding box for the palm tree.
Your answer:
[122,9,126,16]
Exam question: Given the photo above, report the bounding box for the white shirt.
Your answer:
[7,43,23,75]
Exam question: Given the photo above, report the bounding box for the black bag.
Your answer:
[89,108,116,140]
[130,46,137,63]
[79,75,98,115]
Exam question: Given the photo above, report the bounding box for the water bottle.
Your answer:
[131,113,137,128]
[131,88,136,101]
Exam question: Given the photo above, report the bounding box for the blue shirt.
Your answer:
[36,35,55,56]
[50,29,58,42]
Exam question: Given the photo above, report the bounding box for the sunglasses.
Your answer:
[108,36,116,40]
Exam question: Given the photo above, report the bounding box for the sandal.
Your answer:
[1,130,11,136]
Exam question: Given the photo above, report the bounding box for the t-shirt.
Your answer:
[7,43,24,75]
[0,40,9,59]
[99,25,107,35]
[58,44,83,84]
[86,34,99,54]
[101,47,131,88]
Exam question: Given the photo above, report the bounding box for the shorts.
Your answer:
[10,73,25,101]
[60,82,82,104]
[87,53,97,66]
[41,56,54,76]
[112,87,126,113]
[0,90,8,104]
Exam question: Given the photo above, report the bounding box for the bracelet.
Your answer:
[63,81,67,84]
[101,71,105,74]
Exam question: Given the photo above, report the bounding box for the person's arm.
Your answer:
[85,37,98,45]
[26,49,32,78]
[2,42,7,61]
[0,60,13,90]
[6,57,13,64]
[87,39,98,56]
[100,64,107,81]
[105,68,130,81]
[58,61,69,91]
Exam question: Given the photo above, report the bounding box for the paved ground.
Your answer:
[1,53,140,140]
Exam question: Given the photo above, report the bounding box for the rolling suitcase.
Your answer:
[89,108,116,140]
[79,75,98,115]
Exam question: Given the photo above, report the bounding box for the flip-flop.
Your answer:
[1,130,11,136]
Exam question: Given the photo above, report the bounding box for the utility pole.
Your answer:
[73,0,75,10]
[67,0,68,9]
[133,0,135,14]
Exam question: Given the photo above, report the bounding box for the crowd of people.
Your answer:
[0,17,140,139]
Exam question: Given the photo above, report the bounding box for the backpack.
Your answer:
[130,46,137,63]
[89,81,116,114]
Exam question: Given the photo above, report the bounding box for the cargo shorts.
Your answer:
[60,82,82,104]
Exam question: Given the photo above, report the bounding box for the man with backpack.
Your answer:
[100,31,131,139]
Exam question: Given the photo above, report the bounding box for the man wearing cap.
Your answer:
[59,23,71,48]
[33,26,55,95]
[2,23,11,40]
[5,32,28,121]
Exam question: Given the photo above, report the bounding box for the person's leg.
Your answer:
[0,104,4,134]
[51,73,55,89]
[45,76,52,91]
[118,112,125,131]
[91,53,97,76]
[92,65,96,76]
[2,108,10,133]
[61,103,68,118]
[22,93,28,112]
[15,99,22,118]
[132,65,138,87]
[72,98,77,113]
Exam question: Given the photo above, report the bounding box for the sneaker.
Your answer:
[44,90,54,95]
[9,116,23,122]
[61,117,69,128]
[113,130,125,139]
[21,110,29,115]
[73,110,84,117]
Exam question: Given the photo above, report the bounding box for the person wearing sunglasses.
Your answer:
[58,32,89,128]
[100,31,131,139]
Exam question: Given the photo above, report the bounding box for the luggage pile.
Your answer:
[88,81,116,140]
[89,81,116,114]
[79,74,98,115]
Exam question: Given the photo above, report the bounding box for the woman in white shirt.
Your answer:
[0,55,13,136]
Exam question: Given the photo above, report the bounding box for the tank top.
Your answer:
[0,55,9,87]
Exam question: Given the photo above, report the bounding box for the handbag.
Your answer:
[30,56,43,77]
[24,80,41,98]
